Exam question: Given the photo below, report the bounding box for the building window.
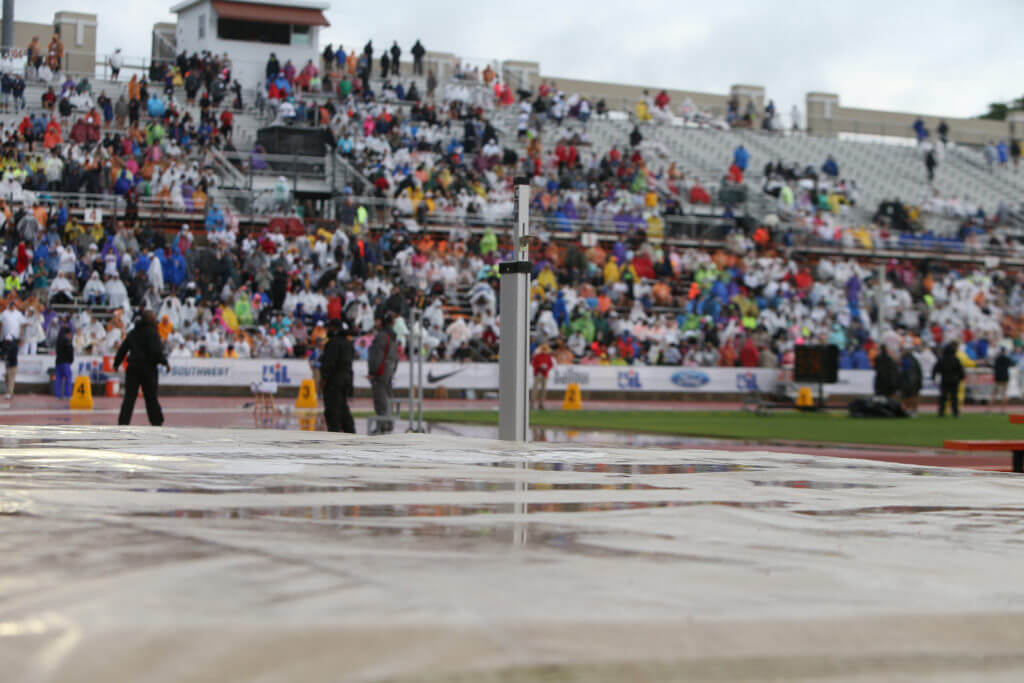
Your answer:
[75,21,84,47]
[217,18,289,44]
[198,13,206,39]
[291,24,310,46]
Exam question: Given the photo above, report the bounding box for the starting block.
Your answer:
[295,379,318,409]
[70,375,94,410]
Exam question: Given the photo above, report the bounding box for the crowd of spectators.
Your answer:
[0,40,1021,401]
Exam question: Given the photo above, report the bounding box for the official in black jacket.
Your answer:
[932,342,965,418]
[114,310,169,426]
[320,318,355,433]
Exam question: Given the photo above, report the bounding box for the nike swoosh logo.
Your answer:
[427,369,463,384]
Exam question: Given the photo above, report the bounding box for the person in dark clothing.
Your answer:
[925,149,937,183]
[320,318,356,433]
[114,310,169,426]
[873,346,900,398]
[899,348,922,415]
[367,313,398,434]
[937,120,949,145]
[266,53,281,80]
[993,346,1015,409]
[629,125,642,147]
[932,342,965,417]
[54,325,74,400]
[411,40,425,75]
[389,41,401,76]
[380,52,390,79]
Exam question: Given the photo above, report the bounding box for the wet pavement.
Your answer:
[2,426,1024,681]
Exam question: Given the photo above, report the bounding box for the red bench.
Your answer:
[944,440,1024,473]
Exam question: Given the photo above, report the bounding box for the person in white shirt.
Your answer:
[109,49,123,80]
[105,274,129,311]
[0,300,26,399]
[20,306,44,357]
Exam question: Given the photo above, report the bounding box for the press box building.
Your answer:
[169,0,329,89]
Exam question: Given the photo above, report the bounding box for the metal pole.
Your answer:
[415,308,424,432]
[876,263,885,341]
[407,315,414,429]
[2,0,13,52]
[498,177,531,442]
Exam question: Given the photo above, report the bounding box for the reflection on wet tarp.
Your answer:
[3,426,1024,682]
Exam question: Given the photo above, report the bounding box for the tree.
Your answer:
[980,102,1009,121]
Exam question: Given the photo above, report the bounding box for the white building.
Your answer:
[170,0,329,90]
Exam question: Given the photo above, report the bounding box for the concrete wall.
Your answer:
[54,12,97,77]
[12,22,54,54]
[806,92,1012,146]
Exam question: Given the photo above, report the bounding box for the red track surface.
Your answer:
[0,394,1010,472]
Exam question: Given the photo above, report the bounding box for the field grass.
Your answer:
[420,409,1017,449]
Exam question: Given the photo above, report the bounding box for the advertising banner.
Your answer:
[9,356,1016,398]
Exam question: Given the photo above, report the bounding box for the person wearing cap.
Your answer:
[531,343,554,410]
[367,313,398,433]
[321,318,355,433]
[114,310,170,426]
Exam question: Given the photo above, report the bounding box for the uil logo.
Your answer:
[262,364,292,384]
[617,371,642,389]
[736,372,760,392]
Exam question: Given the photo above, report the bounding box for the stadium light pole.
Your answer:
[2,0,13,53]
[498,177,531,442]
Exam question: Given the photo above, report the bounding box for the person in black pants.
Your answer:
[114,310,169,426]
[932,342,965,418]
[411,40,425,76]
[320,318,355,433]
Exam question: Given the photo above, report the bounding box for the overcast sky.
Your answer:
[15,0,1024,118]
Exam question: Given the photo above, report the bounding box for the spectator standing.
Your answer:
[531,343,553,410]
[925,149,937,183]
[993,346,1015,410]
[937,120,949,145]
[367,313,397,434]
[733,144,749,172]
[873,346,899,398]
[0,299,26,400]
[411,40,426,75]
[109,49,123,81]
[55,325,74,400]
[932,342,965,418]
[389,42,401,76]
[899,348,922,415]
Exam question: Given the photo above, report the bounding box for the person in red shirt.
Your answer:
[219,109,234,141]
[689,182,712,205]
[555,143,568,171]
[739,337,760,367]
[531,343,554,410]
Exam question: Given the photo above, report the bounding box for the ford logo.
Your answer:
[671,370,710,388]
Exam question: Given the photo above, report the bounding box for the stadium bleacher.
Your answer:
[0,48,1021,387]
